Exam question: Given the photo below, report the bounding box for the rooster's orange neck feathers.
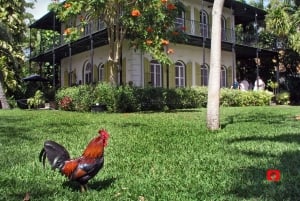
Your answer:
[82,129,109,158]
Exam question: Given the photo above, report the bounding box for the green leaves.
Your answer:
[51,0,186,65]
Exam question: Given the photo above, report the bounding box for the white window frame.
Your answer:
[175,61,185,88]
[220,65,227,88]
[98,63,105,82]
[200,10,209,38]
[175,11,185,30]
[84,62,92,84]
[150,60,162,87]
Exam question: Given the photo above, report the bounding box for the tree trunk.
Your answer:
[0,81,10,109]
[206,0,224,130]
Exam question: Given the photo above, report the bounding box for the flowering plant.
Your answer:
[59,96,73,111]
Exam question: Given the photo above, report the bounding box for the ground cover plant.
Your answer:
[0,106,300,200]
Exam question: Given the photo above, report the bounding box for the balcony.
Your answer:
[30,18,276,60]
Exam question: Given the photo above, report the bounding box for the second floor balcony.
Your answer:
[30,17,277,60]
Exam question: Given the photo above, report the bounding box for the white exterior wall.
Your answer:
[60,43,234,87]
[59,0,235,87]
[122,42,144,87]
[61,45,109,86]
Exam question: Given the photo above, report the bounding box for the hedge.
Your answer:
[55,83,274,112]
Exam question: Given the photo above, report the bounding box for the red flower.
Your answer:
[167,3,176,10]
[59,96,73,110]
[146,26,153,33]
[146,40,153,45]
[161,0,168,3]
[167,48,174,54]
[64,28,72,35]
[63,3,71,9]
[131,9,141,17]
[161,39,169,45]
[266,169,281,182]
[181,26,186,31]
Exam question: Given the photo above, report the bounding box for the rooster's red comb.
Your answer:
[98,129,110,139]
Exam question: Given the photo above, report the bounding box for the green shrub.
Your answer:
[55,84,275,112]
[27,90,45,109]
[276,91,290,105]
[93,82,116,112]
[220,89,273,107]
[56,85,94,112]
[164,88,183,109]
[115,86,140,112]
[221,89,241,106]
[135,87,166,111]
[191,86,208,107]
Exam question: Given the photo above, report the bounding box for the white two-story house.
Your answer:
[29,0,277,89]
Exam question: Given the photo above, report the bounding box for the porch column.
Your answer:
[68,43,72,86]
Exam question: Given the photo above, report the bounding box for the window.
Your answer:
[175,61,185,87]
[150,60,162,87]
[220,65,227,88]
[200,10,209,38]
[175,11,185,30]
[98,63,105,82]
[221,16,226,41]
[97,18,106,31]
[84,62,92,84]
[84,15,92,35]
[201,64,209,86]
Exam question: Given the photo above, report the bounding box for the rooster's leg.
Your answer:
[80,185,85,192]
[80,184,88,192]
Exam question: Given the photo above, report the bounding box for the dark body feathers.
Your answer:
[39,130,109,191]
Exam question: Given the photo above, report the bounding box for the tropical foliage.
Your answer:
[265,0,300,53]
[0,1,34,108]
[48,0,186,84]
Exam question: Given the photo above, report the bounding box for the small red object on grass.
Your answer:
[266,169,280,182]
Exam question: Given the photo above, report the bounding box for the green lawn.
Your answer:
[0,106,300,201]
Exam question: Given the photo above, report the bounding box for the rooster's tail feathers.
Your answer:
[39,140,71,170]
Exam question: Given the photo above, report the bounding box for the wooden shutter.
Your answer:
[63,70,69,87]
[195,62,201,86]
[93,64,98,83]
[144,57,150,86]
[227,66,232,87]
[169,63,175,88]
[186,62,192,87]
[72,70,76,85]
[122,58,126,85]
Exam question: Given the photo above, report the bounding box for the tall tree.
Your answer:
[265,0,300,54]
[0,0,34,108]
[49,0,185,85]
[206,0,225,130]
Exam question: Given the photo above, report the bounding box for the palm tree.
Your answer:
[266,0,300,53]
[206,0,225,130]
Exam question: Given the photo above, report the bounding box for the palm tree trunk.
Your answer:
[0,81,9,109]
[206,0,224,130]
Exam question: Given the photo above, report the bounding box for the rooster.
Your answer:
[39,129,110,192]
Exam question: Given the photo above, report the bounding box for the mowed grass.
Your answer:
[0,106,300,201]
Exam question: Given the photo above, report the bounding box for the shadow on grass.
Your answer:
[228,133,300,144]
[0,178,55,201]
[228,133,300,200]
[0,116,35,145]
[221,112,296,129]
[62,177,116,192]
